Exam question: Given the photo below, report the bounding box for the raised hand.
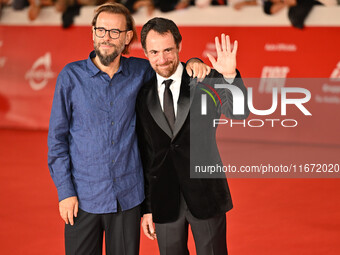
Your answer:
[207,34,238,79]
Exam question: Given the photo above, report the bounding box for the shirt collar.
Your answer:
[87,51,100,77]
[87,50,129,77]
[157,62,184,88]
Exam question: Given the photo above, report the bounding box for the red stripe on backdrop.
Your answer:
[1,26,340,146]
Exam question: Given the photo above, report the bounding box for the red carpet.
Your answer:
[1,129,340,254]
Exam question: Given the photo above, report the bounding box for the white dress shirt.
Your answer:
[157,63,184,117]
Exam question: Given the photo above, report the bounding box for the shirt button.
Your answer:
[112,160,115,163]
[110,102,113,106]
[111,140,114,145]
[111,121,114,125]
[113,178,116,182]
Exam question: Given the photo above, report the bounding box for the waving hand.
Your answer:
[207,34,238,79]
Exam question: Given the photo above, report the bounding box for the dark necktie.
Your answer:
[163,79,175,132]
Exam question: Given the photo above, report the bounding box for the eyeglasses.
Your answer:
[94,27,128,39]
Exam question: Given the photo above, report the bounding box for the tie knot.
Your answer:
[163,79,173,89]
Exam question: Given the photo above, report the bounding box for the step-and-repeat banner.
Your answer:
[1,25,340,145]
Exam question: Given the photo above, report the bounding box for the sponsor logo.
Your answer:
[259,66,290,93]
[0,40,6,68]
[330,61,340,81]
[322,84,340,94]
[202,43,217,58]
[264,43,297,52]
[25,52,55,91]
[0,57,6,68]
[202,42,236,59]
[315,62,340,105]
[315,95,340,104]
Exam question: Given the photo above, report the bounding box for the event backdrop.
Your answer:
[1,9,340,145]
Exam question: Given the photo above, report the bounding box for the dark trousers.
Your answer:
[65,204,141,255]
[155,195,227,255]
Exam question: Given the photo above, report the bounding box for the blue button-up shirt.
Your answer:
[48,51,154,214]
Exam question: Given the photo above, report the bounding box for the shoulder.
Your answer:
[56,59,87,89]
[60,59,87,77]
[137,73,156,105]
[121,57,154,79]
[139,74,156,94]
[204,68,241,81]
[200,69,224,86]
[122,56,151,69]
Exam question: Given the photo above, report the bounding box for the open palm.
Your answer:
[207,34,238,78]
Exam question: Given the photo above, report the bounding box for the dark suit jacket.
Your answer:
[136,67,249,224]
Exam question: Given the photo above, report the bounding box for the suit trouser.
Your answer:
[64,204,141,255]
[155,195,227,255]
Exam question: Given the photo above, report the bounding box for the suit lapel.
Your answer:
[146,77,173,138]
[172,72,196,139]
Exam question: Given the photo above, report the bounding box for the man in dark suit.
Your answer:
[136,17,249,255]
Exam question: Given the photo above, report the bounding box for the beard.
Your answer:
[94,41,120,66]
[154,60,179,78]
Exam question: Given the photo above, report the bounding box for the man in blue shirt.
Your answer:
[47,3,209,255]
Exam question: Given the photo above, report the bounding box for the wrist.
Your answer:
[223,72,237,79]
